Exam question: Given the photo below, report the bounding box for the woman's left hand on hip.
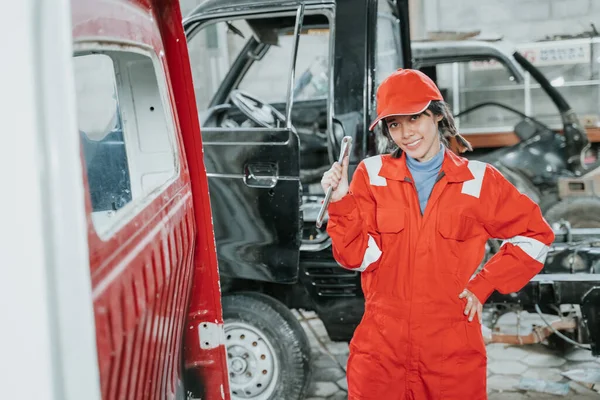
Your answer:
[459,289,483,323]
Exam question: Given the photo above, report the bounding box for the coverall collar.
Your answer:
[379,147,474,183]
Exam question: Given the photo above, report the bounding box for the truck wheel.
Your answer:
[222,292,311,400]
[544,197,600,228]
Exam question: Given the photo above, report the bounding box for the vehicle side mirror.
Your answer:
[514,119,538,141]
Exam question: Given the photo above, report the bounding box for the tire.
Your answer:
[544,197,600,228]
[222,292,311,400]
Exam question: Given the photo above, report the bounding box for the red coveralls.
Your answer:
[327,148,555,400]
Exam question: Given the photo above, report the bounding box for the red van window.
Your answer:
[74,50,179,236]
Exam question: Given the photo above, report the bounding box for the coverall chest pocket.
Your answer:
[438,214,480,241]
[376,207,405,233]
[438,214,481,273]
[376,207,405,251]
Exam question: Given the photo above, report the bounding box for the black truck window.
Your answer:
[239,28,330,103]
[187,20,250,111]
[187,12,332,140]
[188,17,331,108]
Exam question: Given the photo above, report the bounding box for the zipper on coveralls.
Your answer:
[408,171,447,219]
[402,174,421,388]
[402,170,447,388]
[403,176,423,217]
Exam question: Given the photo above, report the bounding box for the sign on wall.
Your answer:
[469,39,592,70]
[517,41,591,66]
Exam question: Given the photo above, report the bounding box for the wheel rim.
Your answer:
[225,321,279,400]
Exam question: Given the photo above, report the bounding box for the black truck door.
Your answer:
[184,6,307,283]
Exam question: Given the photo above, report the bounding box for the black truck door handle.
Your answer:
[243,163,279,188]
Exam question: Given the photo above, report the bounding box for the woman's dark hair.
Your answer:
[381,101,473,158]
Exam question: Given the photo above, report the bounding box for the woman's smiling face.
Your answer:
[385,111,443,162]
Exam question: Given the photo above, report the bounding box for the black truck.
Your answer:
[182,1,600,399]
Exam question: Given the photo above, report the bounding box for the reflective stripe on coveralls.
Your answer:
[344,157,549,274]
[462,160,486,198]
[327,148,554,400]
[357,235,382,272]
[363,155,387,186]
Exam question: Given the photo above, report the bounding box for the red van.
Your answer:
[2,0,230,399]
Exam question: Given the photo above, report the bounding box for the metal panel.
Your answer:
[202,128,302,283]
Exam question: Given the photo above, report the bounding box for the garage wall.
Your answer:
[423,0,600,43]
[179,0,202,17]
[180,0,600,47]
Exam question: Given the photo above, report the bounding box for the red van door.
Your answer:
[72,0,229,398]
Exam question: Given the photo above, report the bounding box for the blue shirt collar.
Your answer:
[406,143,444,172]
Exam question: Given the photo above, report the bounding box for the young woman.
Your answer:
[321,69,554,400]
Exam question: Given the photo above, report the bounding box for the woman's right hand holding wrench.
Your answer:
[320,155,349,203]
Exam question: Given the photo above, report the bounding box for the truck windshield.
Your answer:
[240,28,330,103]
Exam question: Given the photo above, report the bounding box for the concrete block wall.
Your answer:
[179,0,200,17]
[180,0,600,47]
[424,0,600,44]
[177,0,600,129]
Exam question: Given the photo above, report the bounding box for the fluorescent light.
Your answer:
[551,76,565,87]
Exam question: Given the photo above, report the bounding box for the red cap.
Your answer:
[369,69,444,131]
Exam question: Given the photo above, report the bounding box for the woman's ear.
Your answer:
[435,114,444,123]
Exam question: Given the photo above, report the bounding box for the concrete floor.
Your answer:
[296,310,600,400]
